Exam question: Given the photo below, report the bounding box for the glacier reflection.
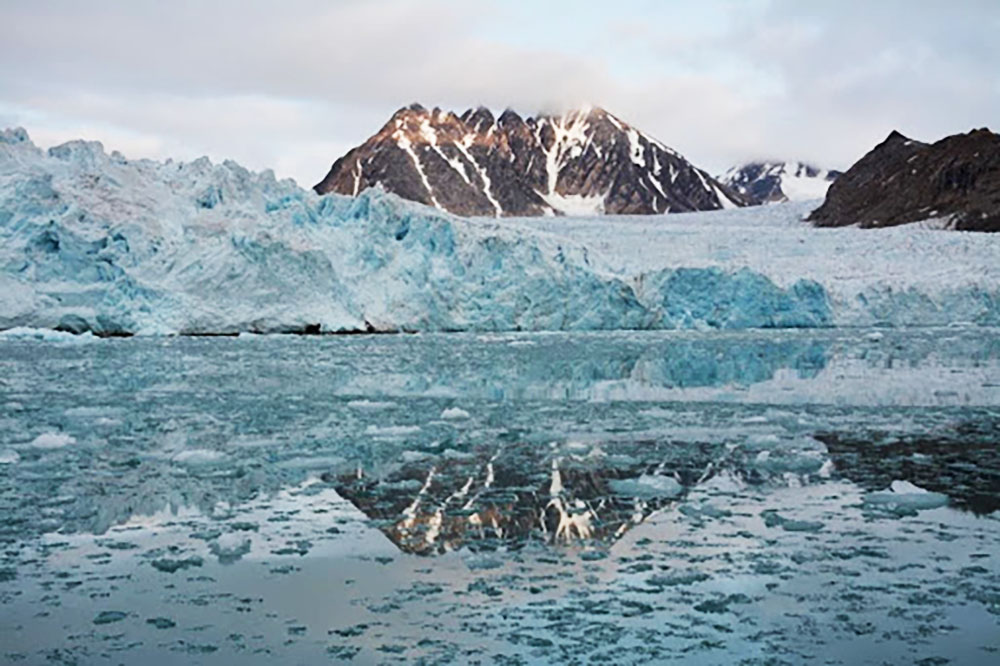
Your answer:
[0,327,996,547]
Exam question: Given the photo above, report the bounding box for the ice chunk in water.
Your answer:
[0,449,19,464]
[210,533,252,564]
[440,407,471,420]
[30,432,76,449]
[365,425,421,437]
[865,480,948,512]
[172,449,227,466]
[608,474,683,499]
[347,400,397,411]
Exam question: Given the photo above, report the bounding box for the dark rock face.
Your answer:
[722,161,841,205]
[808,128,1000,231]
[314,105,746,217]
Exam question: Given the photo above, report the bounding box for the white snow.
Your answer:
[780,165,835,201]
[626,128,646,167]
[540,191,606,216]
[351,158,362,197]
[456,135,501,217]
[711,182,739,210]
[724,161,836,203]
[392,130,442,209]
[538,110,592,195]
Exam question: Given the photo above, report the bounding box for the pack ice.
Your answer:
[1,128,998,335]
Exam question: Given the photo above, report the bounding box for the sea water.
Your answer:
[0,328,998,664]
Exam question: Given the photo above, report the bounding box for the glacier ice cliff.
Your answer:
[1,127,997,335]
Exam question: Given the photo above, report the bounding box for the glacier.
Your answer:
[1,127,998,335]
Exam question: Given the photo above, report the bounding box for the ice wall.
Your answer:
[1,128,997,335]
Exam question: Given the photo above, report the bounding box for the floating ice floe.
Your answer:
[347,400,397,410]
[29,432,76,449]
[865,480,948,512]
[364,425,421,437]
[607,474,683,499]
[172,449,227,466]
[209,533,252,564]
[440,407,471,420]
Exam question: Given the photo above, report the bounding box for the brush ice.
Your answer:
[1,127,998,335]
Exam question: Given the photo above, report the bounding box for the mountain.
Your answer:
[313,104,746,217]
[721,161,841,205]
[808,128,1000,231]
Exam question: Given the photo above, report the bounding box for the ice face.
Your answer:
[2,129,999,335]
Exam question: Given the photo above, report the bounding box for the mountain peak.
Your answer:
[315,105,746,217]
[497,108,525,127]
[810,126,1000,231]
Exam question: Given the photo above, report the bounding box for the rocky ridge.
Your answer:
[809,128,1000,231]
[314,104,745,217]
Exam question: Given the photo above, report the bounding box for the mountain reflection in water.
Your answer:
[326,436,830,555]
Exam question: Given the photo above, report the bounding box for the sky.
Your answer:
[1,0,997,187]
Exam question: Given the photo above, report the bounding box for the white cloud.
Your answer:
[1,0,996,182]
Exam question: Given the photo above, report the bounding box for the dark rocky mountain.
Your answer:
[722,161,841,205]
[809,128,1000,231]
[314,104,746,217]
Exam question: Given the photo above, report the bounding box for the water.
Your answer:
[0,328,998,664]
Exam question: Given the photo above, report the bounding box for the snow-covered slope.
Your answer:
[1,128,998,335]
[722,161,840,204]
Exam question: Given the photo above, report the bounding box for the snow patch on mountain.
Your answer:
[722,161,840,205]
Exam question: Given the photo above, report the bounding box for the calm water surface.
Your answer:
[0,328,998,664]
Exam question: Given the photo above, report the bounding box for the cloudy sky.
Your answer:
[1,0,997,186]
